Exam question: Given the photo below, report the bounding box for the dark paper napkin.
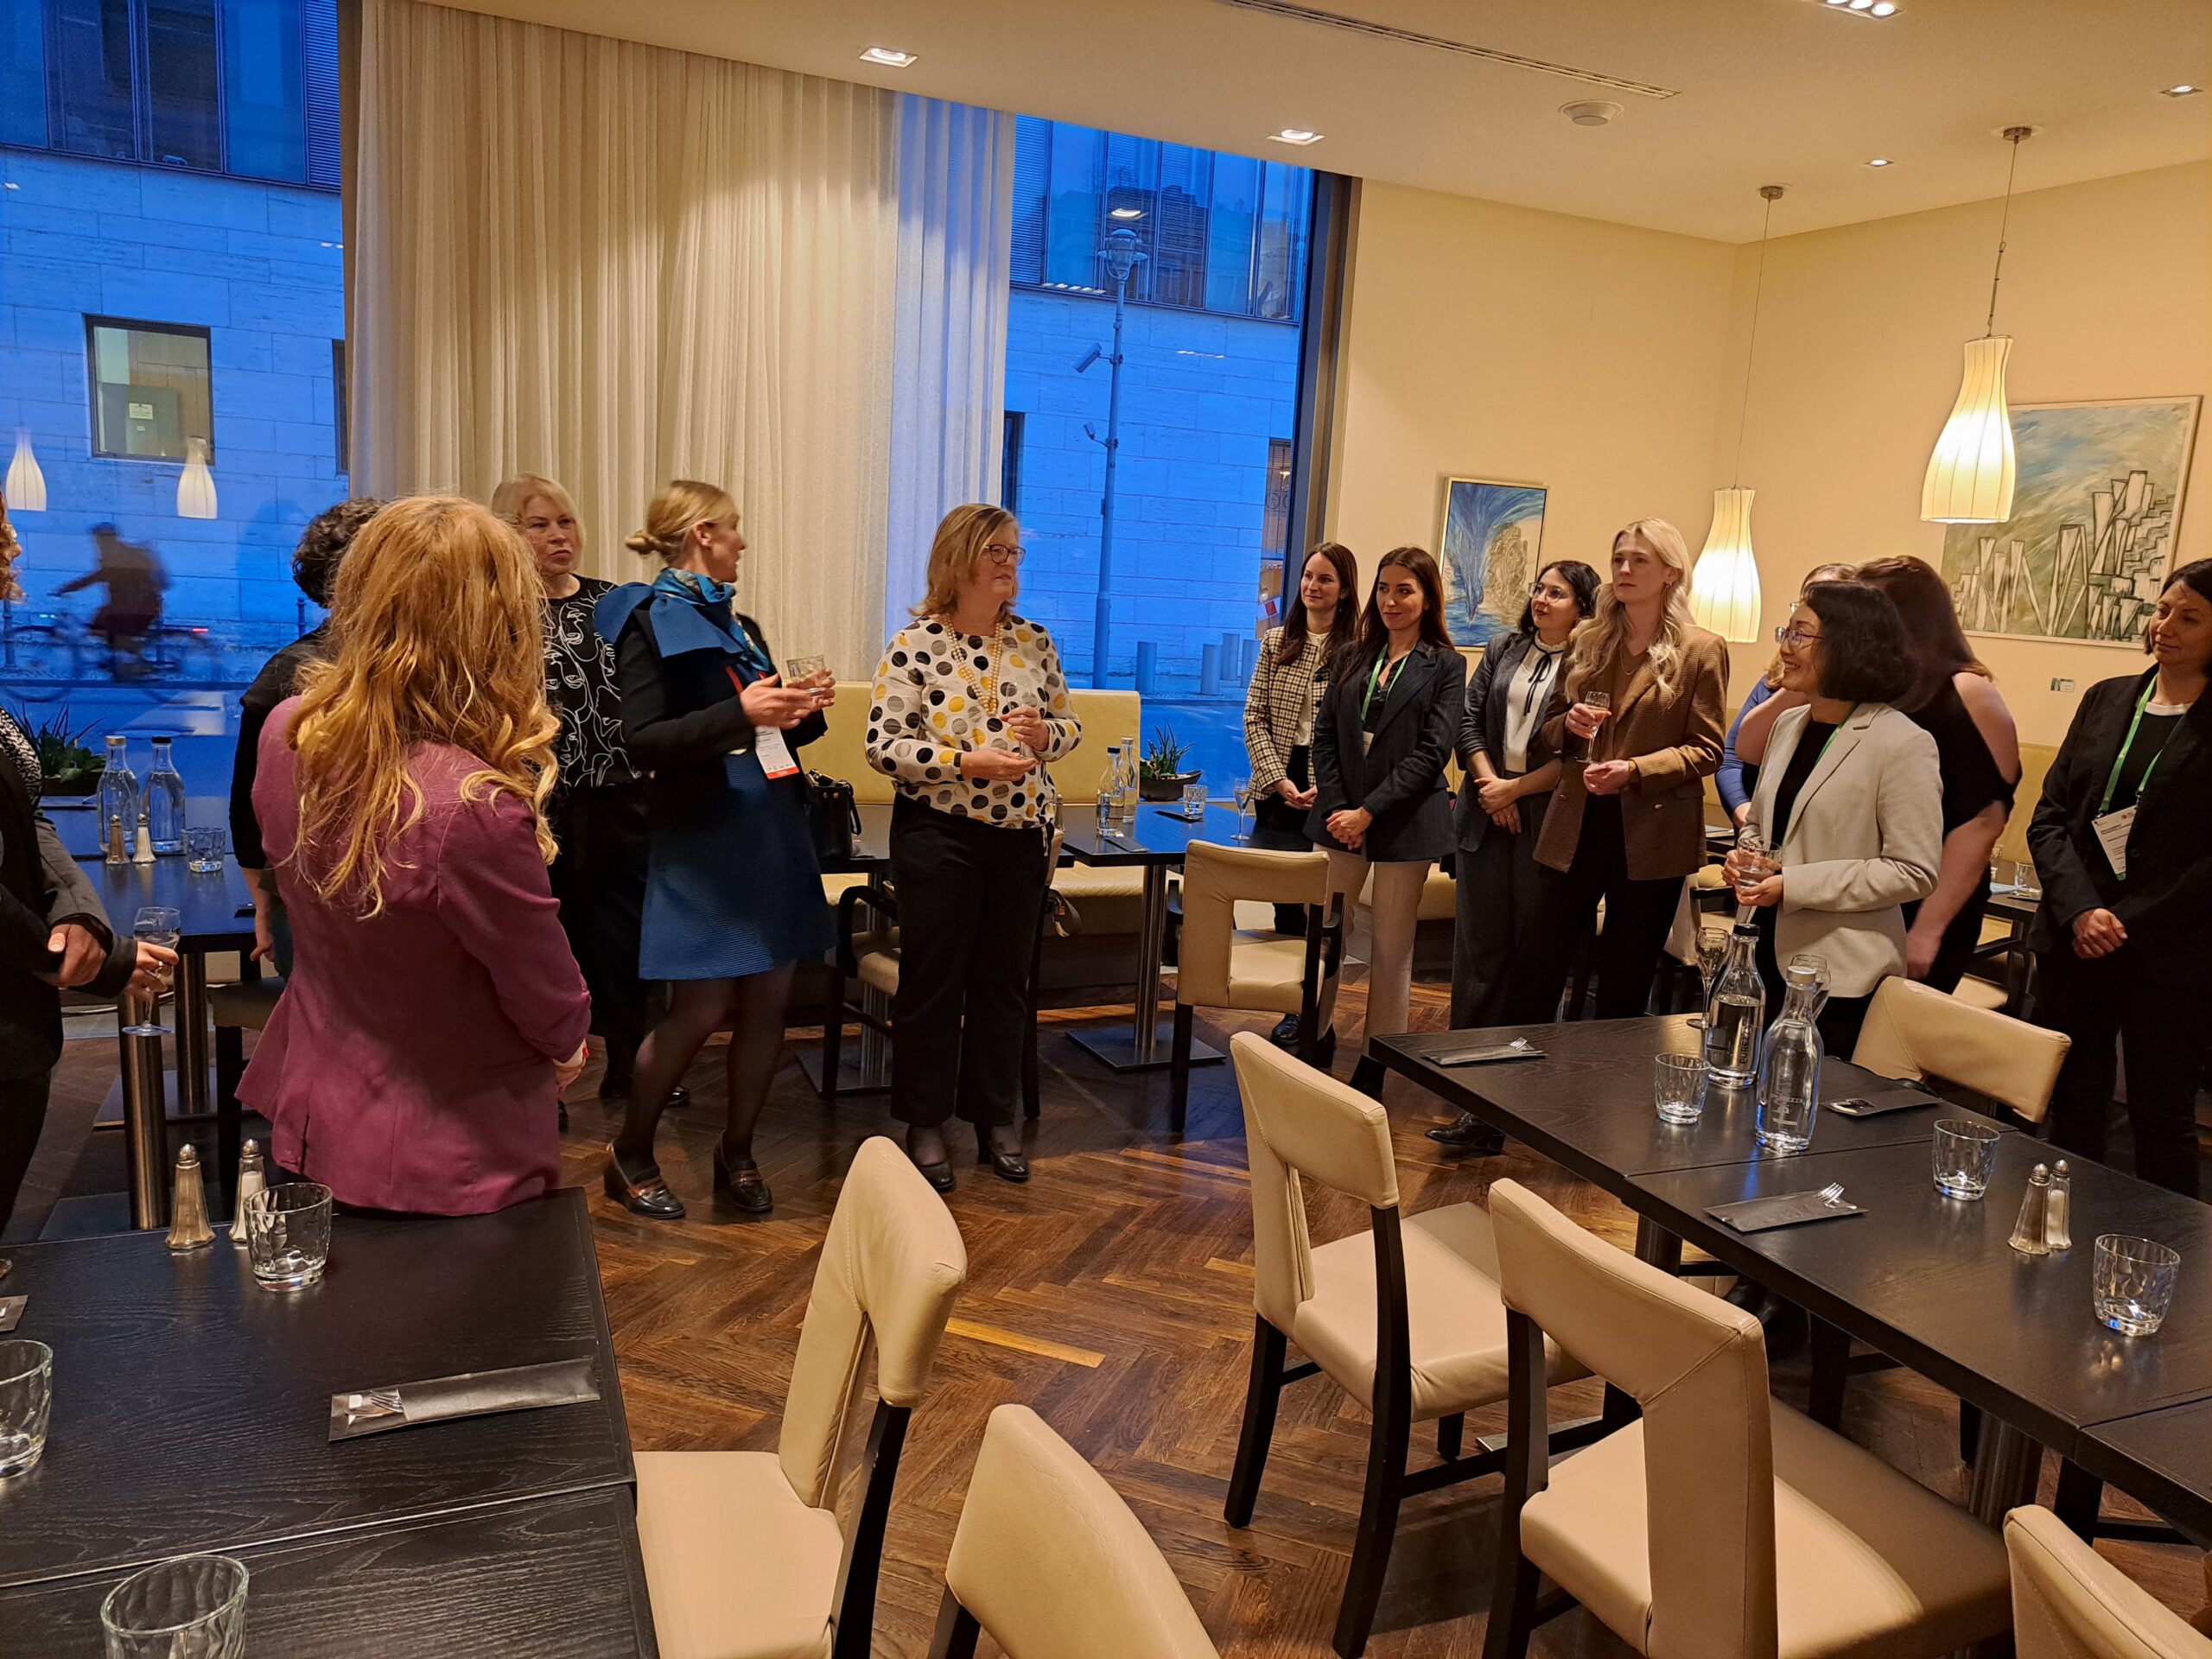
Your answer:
[1708,1192,1866,1234]
[329,1355,599,1441]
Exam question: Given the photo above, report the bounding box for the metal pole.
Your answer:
[1090,270,1129,687]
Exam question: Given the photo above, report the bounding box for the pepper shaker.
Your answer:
[230,1140,266,1244]
[2009,1162,2051,1256]
[132,805,155,866]
[2044,1159,2072,1251]
[166,1145,215,1252]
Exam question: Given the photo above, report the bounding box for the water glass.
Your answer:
[122,906,181,1037]
[184,827,226,873]
[2094,1234,2181,1337]
[1652,1053,1707,1125]
[784,654,830,706]
[1930,1119,2001,1199]
[243,1182,334,1291]
[1180,780,1207,820]
[0,1338,52,1478]
[101,1554,249,1658]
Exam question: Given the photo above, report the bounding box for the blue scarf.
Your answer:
[649,568,770,676]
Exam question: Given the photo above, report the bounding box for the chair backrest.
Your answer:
[1852,976,2070,1123]
[810,683,1138,808]
[1048,688,1141,804]
[1179,842,1330,1008]
[1995,742,2061,867]
[2007,1504,2212,1659]
[1230,1033,1399,1333]
[779,1135,968,1508]
[1489,1179,1780,1659]
[944,1405,1219,1658]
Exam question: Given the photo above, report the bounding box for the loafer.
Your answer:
[712,1139,772,1214]
[979,1141,1030,1184]
[1269,1014,1301,1049]
[1425,1111,1504,1154]
[602,1147,685,1220]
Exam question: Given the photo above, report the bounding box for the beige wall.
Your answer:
[1330,162,2212,748]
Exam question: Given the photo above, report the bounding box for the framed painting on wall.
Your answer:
[1939,395,2201,647]
[1439,477,1547,649]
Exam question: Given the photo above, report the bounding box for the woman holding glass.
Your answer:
[1507,519,1728,1024]
[2029,559,2212,1196]
[1725,582,1941,1055]
[1306,546,1465,1096]
[1715,562,1858,825]
[867,505,1081,1191]
[594,480,832,1219]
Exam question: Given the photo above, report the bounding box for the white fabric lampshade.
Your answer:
[5,431,46,512]
[1921,335,2016,524]
[177,438,218,519]
[1690,487,1763,643]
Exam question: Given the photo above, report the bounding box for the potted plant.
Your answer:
[1139,724,1201,802]
[14,708,105,797]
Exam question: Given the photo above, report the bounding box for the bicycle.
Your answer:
[0,601,226,696]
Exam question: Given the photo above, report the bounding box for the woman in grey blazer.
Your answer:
[1726,582,1941,1054]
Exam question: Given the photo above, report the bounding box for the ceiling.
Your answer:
[443,0,2211,242]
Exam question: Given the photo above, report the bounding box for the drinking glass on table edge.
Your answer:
[0,1338,52,1478]
[1232,778,1255,841]
[2094,1235,2181,1338]
[101,1554,249,1659]
[122,906,181,1037]
[1180,780,1208,821]
[1930,1119,2001,1199]
[243,1181,334,1292]
[1652,1052,1707,1126]
[185,827,226,874]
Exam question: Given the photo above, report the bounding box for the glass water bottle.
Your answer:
[1113,736,1140,824]
[99,737,140,868]
[1703,925,1766,1084]
[147,736,186,855]
[1096,745,1122,830]
[1755,955,1829,1154]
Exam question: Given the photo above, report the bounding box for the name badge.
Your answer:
[750,726,799,780]
[2091,804,2135,880]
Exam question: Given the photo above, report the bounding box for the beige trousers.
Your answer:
[1326,852,1433,1045]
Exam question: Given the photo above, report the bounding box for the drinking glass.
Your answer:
[1232,778,1254,841]
[243,1182,334,1291]
[0,1338,52,1478]
[1180,780,1208,820]
[2094,1235,2181,1337]
[1930,1119,2001,1199]
[101,1554,249,1659]
[784,654,831,707]
[1690,925,1729,1031]
[122,907,181,1037]
[1576,690,1613,763]
[184,827,226,874]
[1652,1053,1707,1125]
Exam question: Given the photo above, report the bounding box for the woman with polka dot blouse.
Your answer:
[866,504,1082,1191]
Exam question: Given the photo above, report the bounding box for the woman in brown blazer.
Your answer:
[1506,517,1727,1022]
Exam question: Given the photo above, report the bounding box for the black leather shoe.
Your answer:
[602,1147,685,1219]
[979,1139,1030,1184]
[712,1139,772,1213]
[1269,1014,1301,1048]
[598,1078,690,1110]
[558,1103,569,1132]
[905,1134,956,1194]
[1425,1112,1504,1155]
[1349,1056,1387,1099]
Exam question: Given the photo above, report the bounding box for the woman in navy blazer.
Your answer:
[1306,546,1465,1096]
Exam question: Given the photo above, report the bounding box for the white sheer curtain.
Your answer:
[353,0,897,674]
[885,96,1015,639]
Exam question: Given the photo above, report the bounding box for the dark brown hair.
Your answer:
[1802,582,1915,704]
[1274,542,1359,670]
[292,496,386,607]
[1516,559,1599,634]
[1854,554,1987,713]
[1338,545,1455,682]
[2147,559,2212,671]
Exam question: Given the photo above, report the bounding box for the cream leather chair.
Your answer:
[928,1404,1219,1659]
[1224,1033,1587,1658]
[1169,842,1344,1135]
[1484,1178,2012,1659]
[2007,1504,2212,1659]
[635,1136,968,1659]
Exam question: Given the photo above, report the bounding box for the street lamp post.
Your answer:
[1077,227,1146,687]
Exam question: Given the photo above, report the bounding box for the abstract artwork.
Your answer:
[1940,397,2201,646]
[1440,478,1547,648]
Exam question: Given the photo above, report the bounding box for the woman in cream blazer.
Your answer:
[1729,582,1941,1053]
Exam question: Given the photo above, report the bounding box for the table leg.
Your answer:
[118,1015,170,1230]
[2003,917,2030,1016]
[1068,863,1224,1073]
[175,950,211,1118]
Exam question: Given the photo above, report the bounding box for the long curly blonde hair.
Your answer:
[1565,517,1701,705]
[285,496,557,917]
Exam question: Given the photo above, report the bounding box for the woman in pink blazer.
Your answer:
[240,497,590,1216]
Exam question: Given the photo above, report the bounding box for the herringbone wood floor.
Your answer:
[39,971,2209,1656]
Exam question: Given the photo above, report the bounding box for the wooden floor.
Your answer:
[43,970,2212,1656]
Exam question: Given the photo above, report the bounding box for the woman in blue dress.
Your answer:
[594,480,834,1220]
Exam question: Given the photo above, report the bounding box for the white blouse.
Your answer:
[1502,639,1567,773]
[866,614,1083,829]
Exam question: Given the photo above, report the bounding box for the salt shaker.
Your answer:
[132,806,155,866]
[229,1140,266,1244]
[2008,1162,2051,1256]
[2044,1160,2073,1251]
[166,1145,215,1252]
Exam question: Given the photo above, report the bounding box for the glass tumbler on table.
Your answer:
[185,827,226,874]
[0,1338,52,1478]
[1930,1119,2001,1198]
[121,907,181,1037]
[101,1554,249,1659]
[1652,1052,1708,1125]
[243,1181,334,1291]
[1181,780,1208,820]
[2094,1234,2181,1337]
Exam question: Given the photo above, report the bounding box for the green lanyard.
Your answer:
[1362,649,1411,722]
[1814,706,1857,768]
[2098,678,2177,817]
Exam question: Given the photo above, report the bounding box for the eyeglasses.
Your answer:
[982,543,1026,567]
[1527,583,1570,601]
[1773,625,1822,648]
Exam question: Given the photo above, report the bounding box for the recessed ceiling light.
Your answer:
[2162,83,2202,97]
[1560,100,1622,127]
[1269,128,1323,146]
[858,46,917,68]
[1866,157,1891,167]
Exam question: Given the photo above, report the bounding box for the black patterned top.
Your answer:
[866,614,1082,828]
[0,708,40,802]
[543,576,637,797]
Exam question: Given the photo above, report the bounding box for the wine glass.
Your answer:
[122,907,181,1038]
[1690,925,1729,1030]
[1577,690,1613,764]
[1232,778,1255,842]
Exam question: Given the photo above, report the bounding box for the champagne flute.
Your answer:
[1691,924,1729,1030]
[122,906,181,1037]
[1232,777,1255,842]
[1577,690,1613,764]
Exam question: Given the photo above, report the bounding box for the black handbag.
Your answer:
[806,772,861,863]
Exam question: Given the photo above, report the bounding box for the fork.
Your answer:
[344,1388,404,1420]
[1818,1183,1847,1208]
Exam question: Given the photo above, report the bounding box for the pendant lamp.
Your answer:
[1690,184,1783,644]
[177,438,217,519]
[1922,127,2031,524]
[5,431,46,513]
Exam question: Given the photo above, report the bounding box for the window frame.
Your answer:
[82,313,216,463]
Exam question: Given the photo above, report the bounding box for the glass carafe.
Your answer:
[1096,745,1122,830]
[1703,924,1766,1084]
[1755,955,1829,1154]
[146,736,186,855]
[98,737,139,868]
[1113,735,1140,824]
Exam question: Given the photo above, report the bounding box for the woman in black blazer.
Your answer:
[2029,558,2212,1196]
[1306,546,1465,1096]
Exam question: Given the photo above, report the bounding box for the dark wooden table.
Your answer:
[2075,1399,2212,1543]
[0,1189,638,1594]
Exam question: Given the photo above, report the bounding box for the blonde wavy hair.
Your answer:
[286,496,558,917]
[914,503,1017,625]
[624,479,735,564]
[490,472,586,561]
[1565,517,1701,705]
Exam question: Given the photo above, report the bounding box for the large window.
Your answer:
[86,318,213,461]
